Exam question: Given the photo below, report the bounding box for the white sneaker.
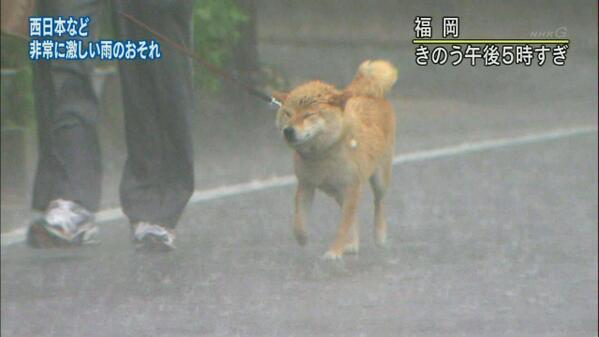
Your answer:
[132,222,176,252]
[27,199,98,248]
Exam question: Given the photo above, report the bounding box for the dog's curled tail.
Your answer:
[345,59,398,98]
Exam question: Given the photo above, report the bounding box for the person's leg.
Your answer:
[28,0,104,248]
[112,0,195,236]
[32,0,104,212]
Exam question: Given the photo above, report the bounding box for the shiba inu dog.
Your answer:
[274,59,397,259]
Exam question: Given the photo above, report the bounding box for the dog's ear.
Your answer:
[272,91,288,103]
[329,91,351,109]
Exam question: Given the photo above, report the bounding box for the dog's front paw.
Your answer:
[322,249,343,260]
[375,228,387,247]
[294,228,308,246]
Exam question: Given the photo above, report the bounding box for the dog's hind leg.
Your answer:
[370,159,391,247]
[294,183,314,246]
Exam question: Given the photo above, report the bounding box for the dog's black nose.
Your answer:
[283,127,295,142]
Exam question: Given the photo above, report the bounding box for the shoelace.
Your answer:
[134,222,172,242]
[45,199,91,234]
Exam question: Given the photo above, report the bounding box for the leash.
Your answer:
[116,10,281,108]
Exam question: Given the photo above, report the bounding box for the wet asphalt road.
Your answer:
[2,129,597,337]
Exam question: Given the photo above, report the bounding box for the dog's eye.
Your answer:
[284,110,292,117]
[304,112,316,118]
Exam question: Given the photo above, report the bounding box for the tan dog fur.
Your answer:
[274,60,398,259]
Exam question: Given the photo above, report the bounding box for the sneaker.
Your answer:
[26,199,98,248]
[132,222,175,252]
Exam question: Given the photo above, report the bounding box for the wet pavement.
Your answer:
[2,129,597,336]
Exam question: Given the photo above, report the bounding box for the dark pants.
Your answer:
[32,0,195,228]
